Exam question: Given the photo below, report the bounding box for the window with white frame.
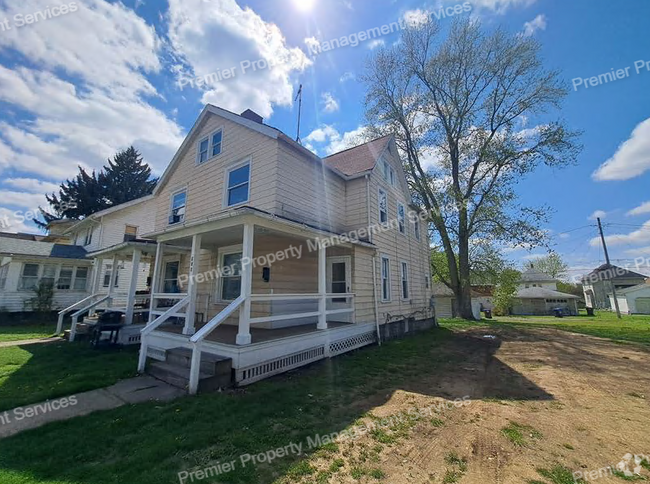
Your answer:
[401,262,409,299]
[169,190,187,225]
[41,265,56,287]
[197,129,224,165]
[219,249,242,301]
[197,137,209,164]
[0,263,8,290]
[381,256,391,302]
[397,203,406,234]
[84,227,93,246]
[225,162,250,207]
[103,264,119,288]
[414,218,420,240]
[378,188,388,223]
[425,274,430,289]
[57,267,73,290]
[211,129,223,157]
[74,267,89,291]
[389,167,395,186]
[382,159,395,186]
[20,263,40,290]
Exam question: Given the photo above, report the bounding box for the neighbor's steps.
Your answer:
[147,347,233,393]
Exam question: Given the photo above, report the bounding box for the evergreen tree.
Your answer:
[100,147,157,206]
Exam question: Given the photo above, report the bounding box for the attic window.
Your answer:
[382,160,395,186]
[197,129,224,164]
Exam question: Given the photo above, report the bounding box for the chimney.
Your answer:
[240,109,263,124]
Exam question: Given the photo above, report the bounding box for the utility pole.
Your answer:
[597,217,622,319]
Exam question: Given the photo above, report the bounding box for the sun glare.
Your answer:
[293,0,316,12]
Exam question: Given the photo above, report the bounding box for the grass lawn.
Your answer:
[0,342,138,412]
[440,310,650,345]
[0,325,57,343]
[0,328,460,484]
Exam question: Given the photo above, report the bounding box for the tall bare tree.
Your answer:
[362,18,581,319]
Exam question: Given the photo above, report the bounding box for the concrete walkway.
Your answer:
[0,337,61,348]
[0,376,185,439]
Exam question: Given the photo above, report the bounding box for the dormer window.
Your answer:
[169,189,187,225]
[197,129,224,164]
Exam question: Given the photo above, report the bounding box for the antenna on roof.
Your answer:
[294,84,303,144]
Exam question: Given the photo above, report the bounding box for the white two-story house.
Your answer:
[55,105,433,393]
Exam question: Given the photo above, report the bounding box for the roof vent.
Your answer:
[240,109,263,124]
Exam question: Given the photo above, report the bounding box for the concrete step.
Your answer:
[165,347,231,375]
[148,361,232,393]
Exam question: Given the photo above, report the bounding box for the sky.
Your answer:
[0,0,649,282]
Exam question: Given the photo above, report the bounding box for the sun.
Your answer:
[293,0,316,12]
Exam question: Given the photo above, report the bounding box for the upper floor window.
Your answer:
[378,188,388,223]
[84,228,93,246]
[226,162,250,207]
[124,225,138,242]
[397,203,406,234]
[382,159,395,186]
[169,190,186,225]
[381,256,391,302]
[414,218,421,240]
[197,129,224,164]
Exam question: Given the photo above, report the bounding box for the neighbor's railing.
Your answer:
[69,295,112,342]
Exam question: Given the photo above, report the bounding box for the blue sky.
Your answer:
[0,0,649,281]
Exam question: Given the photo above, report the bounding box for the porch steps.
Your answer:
[148,347,233,393]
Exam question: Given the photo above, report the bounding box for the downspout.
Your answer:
[372,255,381,346]
[365,174,372,244]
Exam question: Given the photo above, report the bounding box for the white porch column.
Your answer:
[89,257,103,317]
[106,254,118,308]
[183,234,202,335]
[148,242,164,323]
[125,248,142,325]
[317,243,327,330]
[236,223,254,345]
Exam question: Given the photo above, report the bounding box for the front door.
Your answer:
[327,256,352,323]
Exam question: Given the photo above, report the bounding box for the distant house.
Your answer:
[0,232,91,313]
[608,281,650,314]
[582,264,647,309]
[430,283,482,319]
[511,266,580,316]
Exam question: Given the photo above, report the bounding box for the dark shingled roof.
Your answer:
[323,135,392,176]
[585,263,647,281]
[0,235,87,260]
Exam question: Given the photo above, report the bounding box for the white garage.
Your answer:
[610,283,650,314]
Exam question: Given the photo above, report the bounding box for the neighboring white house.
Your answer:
[0,232,91,313]
[511,265,580,316]
[609,282,650,314]
[430,283,482,319]
[51,104,434,393]
[582,264,647,310]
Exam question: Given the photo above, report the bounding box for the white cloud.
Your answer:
[0,207,39,234]
[4,178,60,193]
[402,9,430,27]
[593,118,650,181]
[588,210,608,221]
[628,201,650,217]
[304,124,367,156]
[589,220,650,247]
[522,14,547,37]
[367,39,385,50]
[321,92,340,113]
[467,0,538,14]
[339,72,355,83]
[168,0,311,119]
[0,190,48,211]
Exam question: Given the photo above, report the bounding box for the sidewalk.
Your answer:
[0,375,185,439]
[0,337,61,348]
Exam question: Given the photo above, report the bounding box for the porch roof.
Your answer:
[142,206,377,250]
[87,239,159,259]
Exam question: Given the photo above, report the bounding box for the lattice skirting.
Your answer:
[329,331,377,356]
[237,346,326,385]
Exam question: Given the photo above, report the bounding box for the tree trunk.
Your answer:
[457,230,475,320]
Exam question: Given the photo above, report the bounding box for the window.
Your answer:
[389,167,395,186]
[169,190,187,225]
[397,203,406,234]
[57,267,73,290]
[74,267,89,291]
[84,228,93,246]
[226,162,250,207]
[124,225,138,242]
[162,261,180,293]
[41,265,56,287]
[414,219,421,241]
[0,263,8,290]
[401,262,409,299]
[382,160,395,186]
[378,188,388,223]
[219,250,242,300]
[211,129,223,157]
[197,137,209,164]
[381,256,391,302]
[103,264,119,288]
[20,263,39,290]
[425,275,430,289]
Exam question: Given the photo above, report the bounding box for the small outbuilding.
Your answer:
[511,287,580,316]
[609,282,650,314]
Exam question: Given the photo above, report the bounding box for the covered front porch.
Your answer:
[138,209,379,392]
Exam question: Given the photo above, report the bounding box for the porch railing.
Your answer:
[69,295,112,342]
[249,293,356,324]
[56,293,103,334]
[138,295,190,373]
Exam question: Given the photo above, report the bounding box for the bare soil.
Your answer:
[294,325,650,483]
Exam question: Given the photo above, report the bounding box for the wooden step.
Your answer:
[165,347,231,375]
[148,361,232,393]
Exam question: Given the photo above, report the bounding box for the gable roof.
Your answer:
[0,235,87,260]
[323,135,392,176]
[584,263,647,281]
[516,287,580,300]
[520,266,557,283]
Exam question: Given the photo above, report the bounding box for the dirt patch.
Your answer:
[287,326,650,483]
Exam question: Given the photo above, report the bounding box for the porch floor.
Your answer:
[157,321,351,345]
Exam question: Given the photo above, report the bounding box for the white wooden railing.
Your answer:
[138,295,190,373]
[249,293,355,324]
[69,295,112,342]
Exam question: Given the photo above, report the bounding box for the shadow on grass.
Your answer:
[0,327,553,484]
[0,341,138,412]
